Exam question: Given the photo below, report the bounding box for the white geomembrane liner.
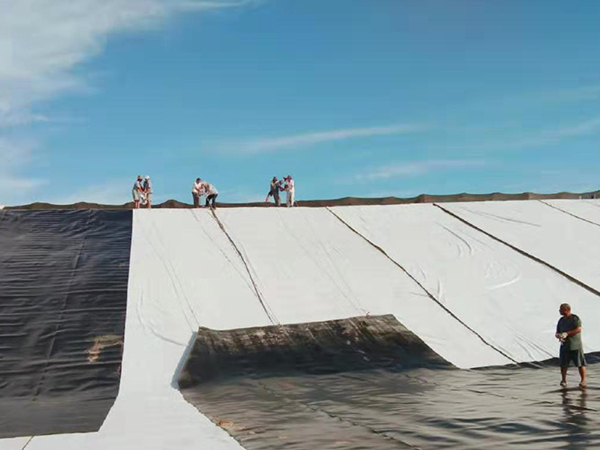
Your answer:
[0,438,32,450]
[442,200,600,293]
[23,209,257,450]
[543,199,600,227]
[214,207,510,367]
[7,202,600,449]
[332,204,600,363]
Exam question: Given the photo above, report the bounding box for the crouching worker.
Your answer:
[556,303,587,388]
[200,180,219,209]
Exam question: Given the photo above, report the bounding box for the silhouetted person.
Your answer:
[265,176,282,206]
[143,176,153,209]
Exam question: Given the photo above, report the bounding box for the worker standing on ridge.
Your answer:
[200,180,219,209]
[555,303,587,388]
[192,178,202,208]
[143,175,153,209]
[265,176,282,206]
[132,175,143,209]
[284,175,295,207]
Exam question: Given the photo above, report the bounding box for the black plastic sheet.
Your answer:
[179,315,600,450]
[0,210,132,438]
[178,314,453,388]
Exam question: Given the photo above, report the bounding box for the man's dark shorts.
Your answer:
[560,347,586,367]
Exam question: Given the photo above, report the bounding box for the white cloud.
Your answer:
[496,116,600,150]
[217,187,265,203]
[0,0,259,204]
[439,115,600,153]
[0,137,36,166]
[0,0,258,126]
[219,123,427,154]
[179,0,261,10]
[358,159,486,181]
[48,179,133,205]
[546,116,600,138]
[361,189,420,198]
[0,175,48,192]
[0,138,48,202]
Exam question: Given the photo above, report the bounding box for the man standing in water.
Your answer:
[556,303,586,388]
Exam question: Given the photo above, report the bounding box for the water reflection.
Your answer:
[560,388,590,449]
[184,362,599,450]
[179,316,600,449]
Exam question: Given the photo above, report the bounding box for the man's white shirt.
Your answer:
[200,181,218,195]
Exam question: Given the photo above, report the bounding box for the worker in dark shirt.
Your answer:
[555,303,586,388]
[265,177,282,206]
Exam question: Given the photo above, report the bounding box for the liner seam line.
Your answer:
[434,203,600,299]
[326,207,517,364]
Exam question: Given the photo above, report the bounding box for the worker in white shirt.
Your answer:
[200,181,219,209]
[284,175,295,207]
[132,175,143,209]
[192,178,202,208]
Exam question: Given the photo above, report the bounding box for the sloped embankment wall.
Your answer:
[0,210,132,438]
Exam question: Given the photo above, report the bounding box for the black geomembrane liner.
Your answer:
[0,210,132,438]
[178,314,453,388]
[178,316,600,450]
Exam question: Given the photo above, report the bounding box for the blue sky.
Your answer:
[2,0,600,205]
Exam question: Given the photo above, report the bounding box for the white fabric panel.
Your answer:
[442,200,600,293]
[26,209,260,450]
[332,204,600,363]
[543,199,600,227]
[0,437,32,450]
[215,207,511,368]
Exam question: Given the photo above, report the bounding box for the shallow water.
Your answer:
[185,361,599,450]
[179,316,599,449]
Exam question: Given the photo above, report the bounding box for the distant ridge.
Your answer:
[6,190,599,210]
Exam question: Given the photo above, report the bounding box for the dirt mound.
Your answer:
[7,190,598,210]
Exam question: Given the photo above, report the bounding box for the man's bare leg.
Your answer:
[561,366,568,386]
[579,366,587,387]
